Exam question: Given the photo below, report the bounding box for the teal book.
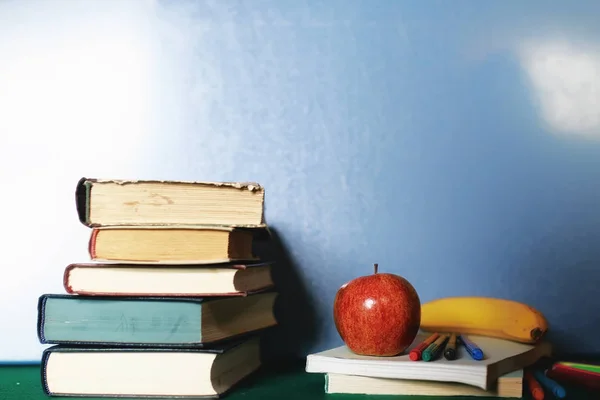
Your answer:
[37,292,277,347]
[41,336,261,398]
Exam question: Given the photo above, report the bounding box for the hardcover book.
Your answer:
[76,177,265,228]
[41,337,261,398]
[63,261,274,296]
[88,226,257,264]
[37,292,277,347]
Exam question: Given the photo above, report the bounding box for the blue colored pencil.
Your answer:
[534,369,566,399]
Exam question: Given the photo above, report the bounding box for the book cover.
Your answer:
[37,292,277,347]
[63,261,274,297]
[41,337,261,398]
[76,177,266,228]
[88,225,259,264]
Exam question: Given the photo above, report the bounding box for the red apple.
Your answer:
[333,263,421,356]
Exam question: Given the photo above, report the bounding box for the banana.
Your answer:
[420,297,549,344]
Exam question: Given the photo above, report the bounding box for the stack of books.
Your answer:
[306,333,553,398]
[37,177,277,398]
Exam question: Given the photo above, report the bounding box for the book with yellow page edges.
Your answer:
[88,225,258,264]
[325,369,524,398]
[76,177,266,228]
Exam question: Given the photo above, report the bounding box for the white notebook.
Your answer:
[305,333,551,390]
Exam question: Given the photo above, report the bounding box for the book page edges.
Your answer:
[324,371,524,397]
[87,257,261,265]
[63,261,274,294]
[76,177,266,228]
[64,261,274,269]
[80,177,264,192]
[88,225,272,240]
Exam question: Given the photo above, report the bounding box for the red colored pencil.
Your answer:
[524,370,545,400]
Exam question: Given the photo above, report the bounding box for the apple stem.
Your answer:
[374,263,378,274]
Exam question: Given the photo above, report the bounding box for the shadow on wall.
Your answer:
[253,227,321,364]
[521,241,600,358]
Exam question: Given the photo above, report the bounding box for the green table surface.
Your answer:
[0,362,592,400]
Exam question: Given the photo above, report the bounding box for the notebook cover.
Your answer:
[40,339,254,399]
[62,261,274,297]
[37,293,276,348]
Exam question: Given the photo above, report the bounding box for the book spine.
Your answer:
[88,229,99,259]
[75,177,93,227]
[324,374,331,393]
[36,296,48,344]
[40,348,52,396]
[63,265,76,294]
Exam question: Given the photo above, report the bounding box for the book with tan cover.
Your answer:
[76,177,266,228]
[325,369,524,397]
[88,226,257,264]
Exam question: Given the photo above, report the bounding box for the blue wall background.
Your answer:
[149,0,600,358]
[2,0,600,361]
